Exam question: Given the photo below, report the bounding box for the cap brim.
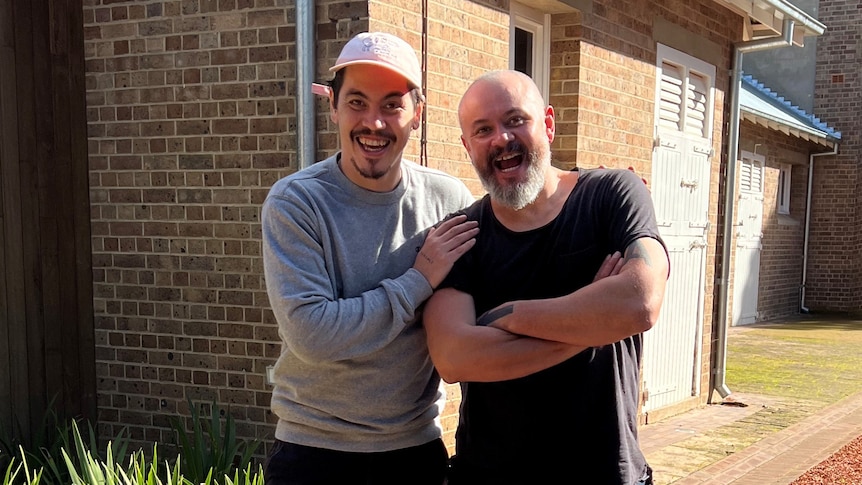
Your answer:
[329,60,420,90]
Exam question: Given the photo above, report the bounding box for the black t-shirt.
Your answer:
[442,168,665,484]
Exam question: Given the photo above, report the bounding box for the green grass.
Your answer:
[726,316,862,403]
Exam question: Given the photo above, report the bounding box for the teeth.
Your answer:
[495,151,522,172]
[359,137,389,148]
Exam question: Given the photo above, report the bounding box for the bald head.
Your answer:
[458,70,546,133]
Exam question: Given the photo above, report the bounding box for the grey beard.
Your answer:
[480,151,545,210]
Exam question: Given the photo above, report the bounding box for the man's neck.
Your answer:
[491,168,578,232]
[337,153,403,193]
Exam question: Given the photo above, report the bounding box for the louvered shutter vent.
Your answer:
[740,159,764,193]
[685,72,709,137]
[659,61,684,131]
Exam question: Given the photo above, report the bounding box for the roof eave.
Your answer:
[713,0,826,47]
[741,108,839,149]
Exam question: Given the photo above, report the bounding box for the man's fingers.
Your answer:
[415,217,478,289]
[449,236,477,259]
[612,255,625,275]
[434,214,468,232]
[428,217,478,252]
[435,217,478,239]
[594,251,623,281]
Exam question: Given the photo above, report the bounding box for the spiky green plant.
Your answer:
[2,447,43,485]
[168,399,260,484]
[4,404,263,485]
[221,463,264,485]
[0,397,130,485]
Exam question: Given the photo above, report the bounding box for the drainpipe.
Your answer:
[713,18,795,400]
[800,144,839,313]
[296,1,315,170]
[420,0,429,166]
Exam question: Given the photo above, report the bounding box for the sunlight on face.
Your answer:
[477,140,549,210]
[459,71,552,210]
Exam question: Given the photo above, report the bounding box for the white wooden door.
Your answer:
[732,154,764,326]
[642,45,714,413]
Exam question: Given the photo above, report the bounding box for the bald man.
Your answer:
[424,70,670,485]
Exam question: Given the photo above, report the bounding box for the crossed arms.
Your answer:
[423,237,669,383]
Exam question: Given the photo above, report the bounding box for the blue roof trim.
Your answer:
[740,73,841,141]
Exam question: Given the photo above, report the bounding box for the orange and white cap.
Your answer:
[329,32,422,90]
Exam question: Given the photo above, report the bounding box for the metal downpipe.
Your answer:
[801,144,839,312]
[296,1,315,170]
[713,18,795,400]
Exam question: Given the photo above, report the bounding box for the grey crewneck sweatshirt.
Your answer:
[262,154,474,452]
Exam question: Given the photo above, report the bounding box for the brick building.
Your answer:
[734,73,841,325]
[807,0,861,311]
[2,0,853,457]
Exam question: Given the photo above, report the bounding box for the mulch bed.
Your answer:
[790,433,862,484]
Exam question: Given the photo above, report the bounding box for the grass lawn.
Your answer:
[726,315,862,404]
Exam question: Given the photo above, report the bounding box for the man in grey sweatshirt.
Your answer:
[261,32,478,485]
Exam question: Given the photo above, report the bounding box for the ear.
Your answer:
[412,96,424,130]
[460,135,474,163]
[329,91,338,124]
[545,105,556,144]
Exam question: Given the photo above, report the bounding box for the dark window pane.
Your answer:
[514,27,533,76]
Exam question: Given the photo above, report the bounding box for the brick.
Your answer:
[212,48,248,65]
[213,118,249,134]
[250,117,286,133]
[138,20,172,36]
[249,46,286,63]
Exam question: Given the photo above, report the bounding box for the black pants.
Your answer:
[447,455,654,485]
[264,438,448,485]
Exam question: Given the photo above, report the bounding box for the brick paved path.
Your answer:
[640,390,862,484]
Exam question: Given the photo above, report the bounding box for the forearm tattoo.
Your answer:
[476,304,514,327]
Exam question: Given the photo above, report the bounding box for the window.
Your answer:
[739,156,764,194]
[510,2,549,103]
[777,163,791,214]
[655,47,715,140]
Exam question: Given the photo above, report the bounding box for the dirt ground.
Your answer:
[791,433,862,484]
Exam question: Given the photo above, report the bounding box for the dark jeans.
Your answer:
[447,455,653,485]
[264,438,448,485]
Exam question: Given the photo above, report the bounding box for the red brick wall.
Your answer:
[809,0,862,312]
[84,0,372,449]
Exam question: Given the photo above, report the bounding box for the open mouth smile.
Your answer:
[356,135,393,154]
[495,151,524,172]
[490,141,527,173]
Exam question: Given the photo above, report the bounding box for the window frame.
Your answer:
[654,44,716,141]
[777,163,792,215]
[510,2,550,104]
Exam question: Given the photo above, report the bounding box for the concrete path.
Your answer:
[640,386,862,484]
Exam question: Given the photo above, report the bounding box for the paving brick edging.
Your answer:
[673,390,862,485]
